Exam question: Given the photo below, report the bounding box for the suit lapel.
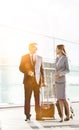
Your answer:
[56,55,63,67]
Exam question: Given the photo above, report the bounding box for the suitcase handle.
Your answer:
[40,85,50,105]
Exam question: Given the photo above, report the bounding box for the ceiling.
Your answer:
[0,0,79,43]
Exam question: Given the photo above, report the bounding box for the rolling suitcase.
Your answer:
[40,86,55,119]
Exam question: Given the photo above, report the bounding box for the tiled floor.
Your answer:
[0,102,79,130]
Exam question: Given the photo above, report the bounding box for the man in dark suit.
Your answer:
[19,43,46,121]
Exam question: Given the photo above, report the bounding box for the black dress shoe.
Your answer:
[64,117,70,121]
[25,118,30,121]
[59,119,64,122]
[25,114,31,121]
[59,118,64,122]
[70,114,73,119]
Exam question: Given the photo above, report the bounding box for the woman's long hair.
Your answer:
[57,44,66,56]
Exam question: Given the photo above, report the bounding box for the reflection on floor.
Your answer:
[0,102,79,130]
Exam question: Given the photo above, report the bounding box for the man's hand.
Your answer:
[28,71,34,77]
[41,83,47,87]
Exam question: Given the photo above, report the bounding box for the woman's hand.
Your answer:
[54,74,60,79]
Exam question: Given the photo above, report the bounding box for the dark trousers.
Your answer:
[24,77,40,117]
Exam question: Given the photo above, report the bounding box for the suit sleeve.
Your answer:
[19,56,29,74]
[59,57,70,76]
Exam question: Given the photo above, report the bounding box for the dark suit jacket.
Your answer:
[19,54,45,85]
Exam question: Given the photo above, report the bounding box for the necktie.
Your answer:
[31,55,35,65]
[31,55,33,64]
[31,55,35,76]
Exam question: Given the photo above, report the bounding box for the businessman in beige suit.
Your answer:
[19,43,46,121]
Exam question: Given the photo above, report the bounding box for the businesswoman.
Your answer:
[54,44,70,122]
